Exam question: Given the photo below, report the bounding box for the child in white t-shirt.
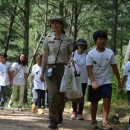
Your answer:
[122,61,130,104]
[71,38,88,120]
[86,30,121,130]
[30,53,45,114]
[0,52,11,109]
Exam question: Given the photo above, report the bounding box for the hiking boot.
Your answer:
[48,119,58,129]
[71,112,77,120]
[31,104,36,113]
[38,108,44,114]
[91,121,99,129]
[76,114,84,120]
[102,121,112,130]
[57,115,63,124]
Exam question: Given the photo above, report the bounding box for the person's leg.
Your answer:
[101,84,112,129]
[35,89,44,114]
[91,101,98,122]
[35,89,42,109]
[71,101,78,119]
[8,85,18,108]
[19,85,25,108]
[78,83,87,114]
[1,86,8,108]
[55,64,65,124]
[45,66,59,129]
[103,98,111,122]
[88,85,100,128]
[76,83,87,120]
[41,90,45,108]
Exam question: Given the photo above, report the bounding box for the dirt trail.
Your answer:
[0,108,128,130]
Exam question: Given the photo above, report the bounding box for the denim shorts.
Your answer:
[88,84,112,102]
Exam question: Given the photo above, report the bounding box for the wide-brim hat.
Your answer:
[48,15,67,28]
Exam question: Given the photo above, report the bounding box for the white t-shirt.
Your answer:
[73,50,88,83]
[3,61,11,86]
[31,64,45,90]
[11,62,28,85]
[86,48,116,86]
[0,62,10,86]
[123,61,130,91]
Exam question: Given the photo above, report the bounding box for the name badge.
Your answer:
[49,41,55,43]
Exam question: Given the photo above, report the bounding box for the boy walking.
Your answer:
[86,30,121,130]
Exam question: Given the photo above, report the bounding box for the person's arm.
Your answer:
[111,64,122,93]
[87,65,99,89]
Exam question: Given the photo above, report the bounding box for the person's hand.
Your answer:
[68,57,73,64]
[40,75,45,82]
[92,80,99,90]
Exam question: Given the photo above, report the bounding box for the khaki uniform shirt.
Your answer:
[43,33,73,64]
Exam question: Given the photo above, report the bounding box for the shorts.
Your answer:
[88,84,112,102]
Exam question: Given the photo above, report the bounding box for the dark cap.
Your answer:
[75,38,88,49]
[75,38,87,45]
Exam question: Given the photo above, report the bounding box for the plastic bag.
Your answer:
[60,63,83,100]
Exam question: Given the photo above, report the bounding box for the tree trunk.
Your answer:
[73,0,78,41]
[59,0,64,17]
[23,0,30,103]
[4,1,18,53]
[23,0,30,63]
[111,0,118,54]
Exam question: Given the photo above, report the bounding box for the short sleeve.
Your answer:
[10,62,17,71]
[86,54,93,66]
[43,36,49,51]
[24,66,28,74]
[110,52,116,64]
[124,63,129,76]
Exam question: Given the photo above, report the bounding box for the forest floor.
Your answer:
[0,102,130,130]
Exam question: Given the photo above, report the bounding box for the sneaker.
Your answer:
[91,121,98,129]
[38,108,44,114]
[76,114,84,120]
[71,112,77,120]
[31,104,36,113]
[102,121,112,130]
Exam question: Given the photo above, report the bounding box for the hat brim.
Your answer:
[48,18,67,28]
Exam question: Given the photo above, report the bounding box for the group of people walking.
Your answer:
[40,15,123,130]
[0,15,129,130]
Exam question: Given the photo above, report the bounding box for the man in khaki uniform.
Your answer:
[41,15,73,129]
